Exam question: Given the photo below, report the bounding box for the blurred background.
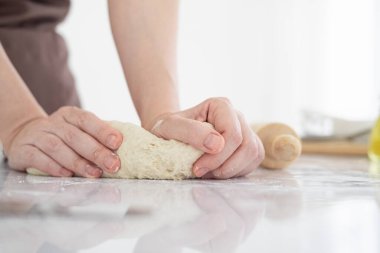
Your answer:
[58,0,379,134]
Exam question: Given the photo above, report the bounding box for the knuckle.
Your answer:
[235,110,244,119]
[205,97,231,105]
[216,97,231,105]
[245,138,259,156]
[91,147,106,162]
[62,129,76,144]
[96,126,108,139]
[45,160,59,171]
[72,157,86,171]
[43,136,62,153]
[230,131,243,146]
[57,106,76,115]
[206,157,225,171]
[204,97,215,104]
[214,168,233,179]
[77,111,90,127]
[55,107,66,115]
[57,107,97,131]
[246,138,264,162]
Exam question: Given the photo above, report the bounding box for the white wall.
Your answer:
[59,0,378,130]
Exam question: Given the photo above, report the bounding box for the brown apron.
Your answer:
[0,0,81,114]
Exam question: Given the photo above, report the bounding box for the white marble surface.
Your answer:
[0,155,379,253]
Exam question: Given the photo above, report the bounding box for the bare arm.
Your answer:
[108,0,180,129]
[107,1,264,179]
[0,44,46,149]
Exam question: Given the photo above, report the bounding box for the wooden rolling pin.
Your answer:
[301,140,367,156]
[252,123,302,169]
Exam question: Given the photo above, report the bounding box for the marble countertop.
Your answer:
[0,155,379,253]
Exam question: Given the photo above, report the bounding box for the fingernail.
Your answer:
[204,133,223,152]
[195,167,209,177]
[106,134,118,149]
[104,153,120,173]
[85,165,102,177]
[60,169,73,177]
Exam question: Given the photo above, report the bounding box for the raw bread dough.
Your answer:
[27,121,204,180]
[104,121,204,179]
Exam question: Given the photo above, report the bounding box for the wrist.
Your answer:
[1,110,46,155]
[0,43,47,154]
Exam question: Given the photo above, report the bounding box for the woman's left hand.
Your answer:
[147,97,265,179]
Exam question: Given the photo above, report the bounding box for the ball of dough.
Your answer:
[103,121,204,180]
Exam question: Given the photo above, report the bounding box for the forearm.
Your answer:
[0,44,46,149]
[108,0,180,129]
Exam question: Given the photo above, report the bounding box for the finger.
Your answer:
[50,123,120,173]
[151,115,225,154]
[35,133,103,178]
[15,145,73,177]
[199,170,215,179]
[58,106,123,150]
[209,149,254,180]
[235,159,263,178]
[211,116,264,179]
[193,99,243,177]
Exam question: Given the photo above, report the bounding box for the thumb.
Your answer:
[151,115,225,154]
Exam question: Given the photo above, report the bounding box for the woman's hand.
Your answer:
[147,97,265,179]
[3,106,123,178]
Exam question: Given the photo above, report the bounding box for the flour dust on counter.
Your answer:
[0,155,379,253]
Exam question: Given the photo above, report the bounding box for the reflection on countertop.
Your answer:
[0,155,379,253]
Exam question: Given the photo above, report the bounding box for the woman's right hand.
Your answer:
[3,106,123,178]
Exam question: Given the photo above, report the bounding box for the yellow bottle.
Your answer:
[369,116,380,162]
